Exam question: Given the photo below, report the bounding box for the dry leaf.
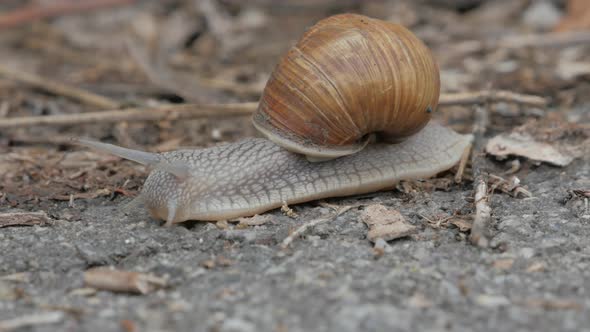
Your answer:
[361,204,417,242]
[486,133,576,166]
[486,119,589,167]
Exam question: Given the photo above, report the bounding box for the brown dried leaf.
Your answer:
[361,205,417,242]
[486,133,576,166]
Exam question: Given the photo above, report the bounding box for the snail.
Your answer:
[74,14,472,225]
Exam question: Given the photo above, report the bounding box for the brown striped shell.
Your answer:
[252,14,440,161]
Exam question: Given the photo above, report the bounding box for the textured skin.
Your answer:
[140,122,472,223]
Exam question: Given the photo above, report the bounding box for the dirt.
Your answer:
[1,1,590,331]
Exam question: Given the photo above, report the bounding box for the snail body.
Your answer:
[73,14,472,225]
[76,123,471,224]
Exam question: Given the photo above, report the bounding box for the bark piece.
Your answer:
[361,205,417,242]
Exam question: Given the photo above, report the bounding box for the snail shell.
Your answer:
[253,14,440,160]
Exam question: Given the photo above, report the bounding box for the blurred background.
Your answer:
[0,0,588,149]
[1,3,590,331]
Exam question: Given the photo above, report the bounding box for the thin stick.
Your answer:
[83,267,167,294]
[454,144,472,183]
[452,30,590,54]
[498,31,590,49]
[469,106,491,247]
[0,65,121,109]
[471,179,491,247]
[438,90,547,107]
[280,205,354,249]
[0,312,64,331]
[0,103,258,128]
[0,211,50,228]
[0,0,136,29]
[0,90,545,129]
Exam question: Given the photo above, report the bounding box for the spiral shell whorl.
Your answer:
[253,14,440,159]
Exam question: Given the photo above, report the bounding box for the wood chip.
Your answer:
[0,211,50,228]
[360,204,417,242]
[83,267,167,294]
[200,256,234,269]
[408,292,434,309]
[0,272,30,283]
[236,214,270,228]
[450,217,473,232]
[492,258,515,271]
[525,261,546,273]
[281,201,298,218]
[216,220,229,229]
[68,287,98,297]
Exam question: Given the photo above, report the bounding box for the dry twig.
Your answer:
[280,204,354,249]
[469,106,491,247]
[0,0,136,29]
[0,211,50,228]
[0,65,121,109]
[0,312,64,332]
[0,103,257,128]
[471,179,491,247]
[453,30,590,55]
[438,90,547,107]
[454,144,472,183]
[488,174,533,198]
[0,90,545,129]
